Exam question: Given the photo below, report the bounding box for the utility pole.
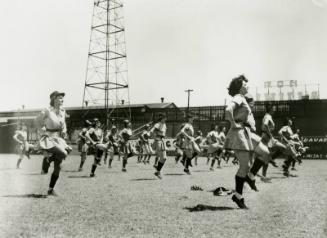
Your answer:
[185,89,194,114]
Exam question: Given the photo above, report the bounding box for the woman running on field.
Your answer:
[36,91,71,196]
[225,76,269,209]
[106,125,119,168]
[179,115,201,175]
[119,119,133,172]
[13,123,35,169]
[152,113,167,179]
[86,118,107,177]
[77,120,92,171]
[140,124,153,164]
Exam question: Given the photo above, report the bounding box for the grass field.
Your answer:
[0,154,326,238]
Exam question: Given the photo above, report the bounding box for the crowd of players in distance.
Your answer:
[12,76,309,208]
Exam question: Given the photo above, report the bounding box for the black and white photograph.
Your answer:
[0,0,327,237]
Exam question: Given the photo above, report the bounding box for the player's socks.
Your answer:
[91,164,97,175]
[49,173,59,189]
[249,158,265,176]
[210,158,215,168]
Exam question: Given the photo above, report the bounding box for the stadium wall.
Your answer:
[0,99,326,157]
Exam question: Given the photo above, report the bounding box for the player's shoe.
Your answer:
[231,195,248,209]
[47,189,58,196]
[154,171,162,179]
[269,160,278,167]
[184,168,191,175]
[260,176,272,183]
[245,175,259,192]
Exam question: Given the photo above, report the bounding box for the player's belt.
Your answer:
[234,120,251,128]
[46,128,61,132]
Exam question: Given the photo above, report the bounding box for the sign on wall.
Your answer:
[302,136,327,159]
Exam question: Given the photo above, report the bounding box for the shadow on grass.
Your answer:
[62,170,81,173]
[184,204,235,212]
[0,168,17,171]
[192,170,210,173]
[67,175,92,179]
[130,178,157,181]
[164,173,185,176]
[139,168,155,171]
[267,176,288,180]
[24,173,43,176]
[3,194,47,199]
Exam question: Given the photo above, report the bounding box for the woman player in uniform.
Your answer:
[139,124,153,164]
[119,119,134,172]
[173,131,185,164]
[278,118,300,177]
[206,124,223,171]
[106,125,119,168]
[194,130,204,166]
[36,91,71,195]
[225,76,270,209]
[77,120,92,171]
[179,115,200,174]
[258,104,286,182]
[290,129,306,170]
[86,118,107,177]
[152,113,167,179]
[13,123,35,169]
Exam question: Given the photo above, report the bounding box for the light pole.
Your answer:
[185,89,194,114]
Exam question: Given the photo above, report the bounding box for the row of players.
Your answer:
[12,82,308,208]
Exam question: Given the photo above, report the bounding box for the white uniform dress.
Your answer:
[38,107,70,152]
[119,128,133,154]
[14,130,33,154]
[224,94,261,151]
[181,123,201,157]
[224,94,271,163]
[279,126,298,158]
[87,127,108,152]
[151,122,167,157]
[141,130,153,154]
[206,130,223,154]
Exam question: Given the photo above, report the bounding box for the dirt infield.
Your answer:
[0,154,326,238]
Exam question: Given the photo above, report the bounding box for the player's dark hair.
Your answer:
[227,75,248,96]
[283,117,292,126]
[265,103,274,113]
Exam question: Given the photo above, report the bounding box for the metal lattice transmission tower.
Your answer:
[82,0,131,127]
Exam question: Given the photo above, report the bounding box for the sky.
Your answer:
[0,0,327,111]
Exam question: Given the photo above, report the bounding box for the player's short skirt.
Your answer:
[283,143,298,159]
[254,141,271,164]
[225,127,261,152]
[142,143,153,155]
[16,141,33,154]
[183,140,201,152]
[39,132,70,152]
[175,147,183,156]
[94,143,107,151]
[207,143,223,154]
[261,132,282,148]
[120,141,133,154]
[108,143,118,153]
[80,143,89,153]
[153,139,166,152]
